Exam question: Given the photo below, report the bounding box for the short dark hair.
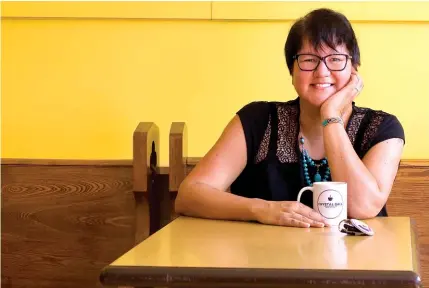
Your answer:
[284,8,361,75]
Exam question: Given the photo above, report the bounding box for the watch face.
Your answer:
[339,219,374,236]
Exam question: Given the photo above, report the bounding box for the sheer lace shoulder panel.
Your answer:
[254,101,300,164]
[254,114,271,164]
[253,102,385,164]
[277,103,300,163]
[346,106,368,145]
[360,110,388,155]
[346,107,391,156]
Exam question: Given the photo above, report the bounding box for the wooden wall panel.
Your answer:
[1,164,136,288]
[2,160,428,287]
[387,162,429,283]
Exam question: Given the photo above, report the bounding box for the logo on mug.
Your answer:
[317,189,344,219]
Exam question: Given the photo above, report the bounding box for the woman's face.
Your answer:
[292,39,353,108]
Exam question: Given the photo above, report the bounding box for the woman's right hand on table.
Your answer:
[252,200,329,228]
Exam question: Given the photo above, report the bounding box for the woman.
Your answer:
[175,8,405,228]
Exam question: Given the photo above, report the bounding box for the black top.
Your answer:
[230,98,405,217]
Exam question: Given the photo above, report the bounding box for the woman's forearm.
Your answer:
[175,181,265,221]
[323,122,383,218]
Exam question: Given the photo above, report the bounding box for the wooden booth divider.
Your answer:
[132,122,160,244]
[169,122,187,221]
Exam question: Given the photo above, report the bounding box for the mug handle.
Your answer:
[297,186,313,202]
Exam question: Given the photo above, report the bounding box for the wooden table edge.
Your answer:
[99,266,422,287]
[410,218,422,279]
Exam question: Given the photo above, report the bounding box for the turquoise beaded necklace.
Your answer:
[299,136,331,186]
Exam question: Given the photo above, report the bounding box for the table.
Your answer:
[100,216,421,287]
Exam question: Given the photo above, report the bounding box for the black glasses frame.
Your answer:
[293,53,353,72]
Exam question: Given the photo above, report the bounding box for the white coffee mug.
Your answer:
[297,182,347,226]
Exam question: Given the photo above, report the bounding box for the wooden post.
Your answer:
[169,122,187,220]
[133,122,159,245]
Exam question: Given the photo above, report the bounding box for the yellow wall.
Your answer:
[2,2,429,166]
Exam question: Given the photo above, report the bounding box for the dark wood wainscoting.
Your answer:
[2,162,167,288]
[384,161,429,284]
[2,159,429,287]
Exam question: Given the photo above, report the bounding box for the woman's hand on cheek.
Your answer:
[320,67,364,119]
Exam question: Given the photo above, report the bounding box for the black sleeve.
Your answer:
[370,114,405,148]
[236,101,270,163]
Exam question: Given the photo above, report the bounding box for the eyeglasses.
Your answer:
[293,53,352,72]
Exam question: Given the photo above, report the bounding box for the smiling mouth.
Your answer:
[311,84,334,89]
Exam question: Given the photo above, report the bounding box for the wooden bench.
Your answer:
[166,122,429,286]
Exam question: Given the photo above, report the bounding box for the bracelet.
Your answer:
[322,117,344,127]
